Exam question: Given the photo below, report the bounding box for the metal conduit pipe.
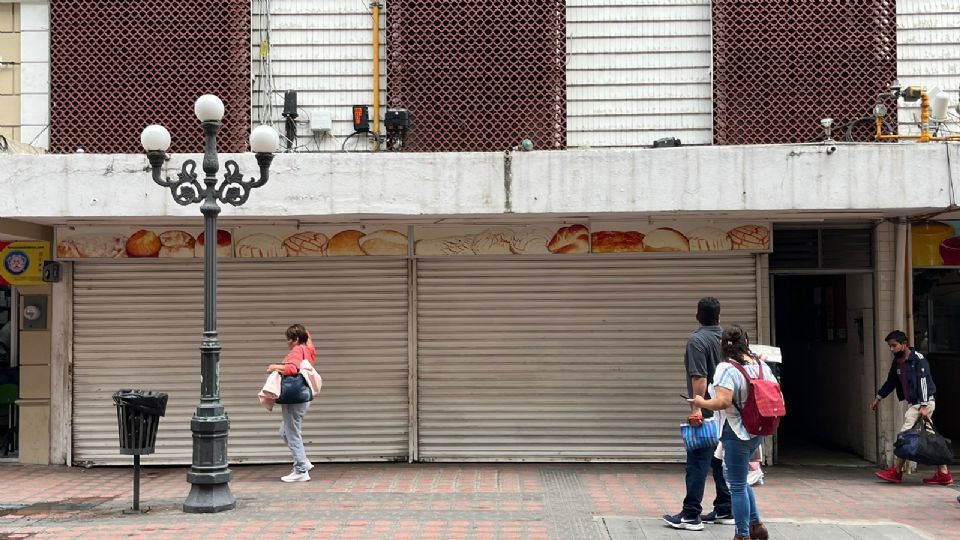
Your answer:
[372,1,381,149]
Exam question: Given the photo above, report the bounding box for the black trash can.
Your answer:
[112,389,168,455]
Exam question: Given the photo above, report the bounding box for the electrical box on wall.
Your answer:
[352,105,370,133]
[21,295,47,331]
[310,110,333,133]
[42,261,62,283]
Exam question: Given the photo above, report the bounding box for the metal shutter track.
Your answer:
[72,259,409,465]
[416,256,758,461]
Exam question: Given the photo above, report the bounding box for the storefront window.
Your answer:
[913,270,960,353]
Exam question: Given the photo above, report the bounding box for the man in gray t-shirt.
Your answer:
[686,324,723,418]
[663,297,732,530]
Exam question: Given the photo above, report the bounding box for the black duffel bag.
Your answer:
[894,419,954,466]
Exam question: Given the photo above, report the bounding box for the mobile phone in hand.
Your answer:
[680,394,692,400]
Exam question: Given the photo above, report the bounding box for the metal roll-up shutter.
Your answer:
[417,255,758,461]
[72,258,409,465]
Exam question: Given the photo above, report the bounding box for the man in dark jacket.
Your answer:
[663,297,732,530]
[870,330,952,485]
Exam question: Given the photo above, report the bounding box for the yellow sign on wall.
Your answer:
[0,241,50,285]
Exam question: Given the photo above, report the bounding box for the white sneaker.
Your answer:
[306,462,315,472]
[281,471,310,483]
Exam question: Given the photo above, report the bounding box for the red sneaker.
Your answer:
[876,466,903,483]
[922,471,954,485]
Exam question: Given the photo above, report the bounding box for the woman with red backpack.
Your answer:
[690,325,782,540]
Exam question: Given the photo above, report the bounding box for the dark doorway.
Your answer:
[773,274,874,465]
[0,285,17,459]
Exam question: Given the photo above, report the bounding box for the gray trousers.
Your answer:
[280,401,311,473]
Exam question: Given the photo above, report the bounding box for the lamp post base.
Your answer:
[183,483,236,513]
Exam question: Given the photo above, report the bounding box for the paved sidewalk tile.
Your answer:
[0,463,957,540]
[602,518,928,540]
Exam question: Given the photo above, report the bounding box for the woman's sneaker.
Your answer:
[662,513,704,530]
[701,510,735,525]
[281,470,310,482]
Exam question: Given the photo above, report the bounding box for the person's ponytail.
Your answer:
[721,325,751,364]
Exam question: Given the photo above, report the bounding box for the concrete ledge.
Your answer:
[1,143,958,220]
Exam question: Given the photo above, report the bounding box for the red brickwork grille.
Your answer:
[386,0,566,152]
[49,0,251,154]
[712,0,897,145]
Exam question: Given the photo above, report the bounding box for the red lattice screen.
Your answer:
[386,0,566,152]
[49,0,250,154]
[713,0,897,145]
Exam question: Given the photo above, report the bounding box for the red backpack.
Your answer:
[728,360,786,436]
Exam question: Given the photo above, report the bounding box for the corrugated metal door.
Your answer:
[416,255,758,461]
[72,259,409,465]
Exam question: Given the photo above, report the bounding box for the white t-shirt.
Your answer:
[710,359,779,441]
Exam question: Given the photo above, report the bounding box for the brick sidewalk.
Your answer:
[0,463,957,539]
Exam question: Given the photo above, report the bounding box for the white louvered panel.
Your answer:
[568,84,710,101]
[266,0,379,13]
[568,67,711,86]
[72,259,409,465]
[567,36,709,54]
[269,59,386,77]
[568,52,710,70]
[896,2,960,135]
[264,45,377,61]
[569,99,712,116]
[567,0,709,6]
[252,0,384,141]
[270,15,373,31]
[268,28,379,46]
[567,129,712,147]
[416,256,758,461]
[568,114,712,132]
[567,4,705,21]
[569,21,710,38]
[567,0,712,148]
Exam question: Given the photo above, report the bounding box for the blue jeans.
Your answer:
[280,402,311,473]
[721,424,763,537]
[682,439,731,518]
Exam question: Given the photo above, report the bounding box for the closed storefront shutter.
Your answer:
[72,259,409,465]
[416,255,758,461]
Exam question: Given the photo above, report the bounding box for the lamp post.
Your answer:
[140,95,279,513]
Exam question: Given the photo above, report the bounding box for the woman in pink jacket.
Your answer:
[266,323,317,482]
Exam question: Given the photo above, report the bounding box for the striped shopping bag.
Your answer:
[680,417,720,451]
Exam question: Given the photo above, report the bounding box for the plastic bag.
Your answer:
[112,389,168,417]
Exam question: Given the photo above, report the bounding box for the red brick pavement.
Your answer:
[0,463,957,539]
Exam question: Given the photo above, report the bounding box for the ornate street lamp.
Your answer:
[140,95,279,513]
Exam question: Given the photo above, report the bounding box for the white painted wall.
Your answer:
[566,0,712,148]
[896,0,960,136]
[251,0,384,152]
[1,143,956,219]
[18,0,48,148]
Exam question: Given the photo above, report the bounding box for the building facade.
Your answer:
[1,0,959,468]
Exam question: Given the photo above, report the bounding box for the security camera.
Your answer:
[827,144,837,155]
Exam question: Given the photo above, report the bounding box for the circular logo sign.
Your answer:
[4,251,29,275]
